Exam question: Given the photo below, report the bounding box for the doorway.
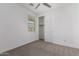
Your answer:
[39,16,44,41]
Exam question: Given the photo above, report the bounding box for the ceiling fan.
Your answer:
[29,3,51,9]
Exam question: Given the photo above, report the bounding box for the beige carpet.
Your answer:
[4,40,79,56]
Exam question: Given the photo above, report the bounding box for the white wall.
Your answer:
[39,3,79,49]
[0,4,38,53]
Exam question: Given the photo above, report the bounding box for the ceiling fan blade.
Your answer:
[35,4,40,9]
[43,3,51,8]
[29,3,33,6]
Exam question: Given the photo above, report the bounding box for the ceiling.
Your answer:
[18,3,58,15]
[17,3,74,15]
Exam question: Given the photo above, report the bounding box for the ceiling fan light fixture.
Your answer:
[29,3,52,10]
